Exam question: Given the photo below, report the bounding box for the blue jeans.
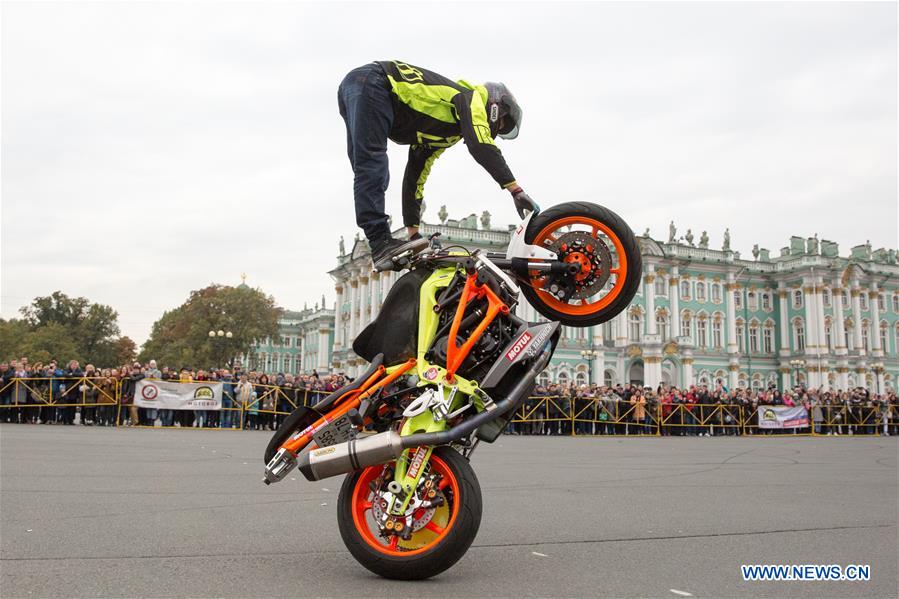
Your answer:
[220,401,233,429]
[338,63,394,243]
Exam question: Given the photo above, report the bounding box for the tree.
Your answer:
[139,284,280,369]
[3,292,129,366]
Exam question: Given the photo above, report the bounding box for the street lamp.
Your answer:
[209,329,234,368]
[789,358,805,388]
[581,349,599,386]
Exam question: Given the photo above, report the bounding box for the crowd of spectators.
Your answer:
[508,382,898,436]
[1,356,896,436]
[0,357,343,429]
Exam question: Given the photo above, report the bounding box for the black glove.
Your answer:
[512,189,540,219]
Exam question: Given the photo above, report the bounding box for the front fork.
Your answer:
[386,408,447,516]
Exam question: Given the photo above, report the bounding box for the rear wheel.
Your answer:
[337,446,481,580]
[521,201,641,326]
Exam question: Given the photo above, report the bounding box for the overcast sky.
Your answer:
[2,1,896,346]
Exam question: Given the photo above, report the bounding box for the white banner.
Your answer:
[134,379,222,410]
[758,405,809,429]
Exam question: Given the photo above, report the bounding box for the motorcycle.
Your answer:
[263,201,641,579]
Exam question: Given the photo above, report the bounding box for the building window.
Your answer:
[894,324,899,354]
[763,327,773,354]
[747,291,757,311]
[696,318,707,348]
[842,290,850,309]
[736,323,745,353]
[711,284,722,303]
[794,319,805,351]
[734,290,742,309]
[893,294,899,313]
[860,293,868,310]
[696,282,706,302]
[880,323,888,352]
[877,294,886,312]
[793,290,803,309]
[749,326,759,353]
[861,322,869,351]
[629,312,642,342]
[284,336,291,348]
[680,280,691,300]
[654,277,666,296]
[681,314,692,341]
[822,289,831,308]
[712,320,723,349]
[657,313,669,341]
[824,321,832,350]
[604,370,614,386]
[762,293,771,311]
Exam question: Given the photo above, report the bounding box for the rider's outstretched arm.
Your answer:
[452,91,516,189]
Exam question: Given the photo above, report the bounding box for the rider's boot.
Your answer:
[370,236,428,271]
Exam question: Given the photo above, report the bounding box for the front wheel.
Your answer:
[337,446,482,580]
[521,201,642,327]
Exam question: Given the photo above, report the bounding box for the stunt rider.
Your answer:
[338,60,538,266]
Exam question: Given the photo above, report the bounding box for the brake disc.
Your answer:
[549,231,613,300]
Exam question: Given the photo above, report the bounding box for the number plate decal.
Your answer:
[312,415,356,447]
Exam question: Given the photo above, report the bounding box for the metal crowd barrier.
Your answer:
[505,396,893,437]
[0,381,893,436]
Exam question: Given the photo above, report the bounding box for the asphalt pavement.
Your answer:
[1,425,896,598]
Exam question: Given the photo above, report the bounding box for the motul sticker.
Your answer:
[506,331,533,361]
[407,446,429,480]
[424,367,438,380]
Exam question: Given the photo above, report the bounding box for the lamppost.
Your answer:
[208,329,234,368]
[789,358,805,388]
[580,349,599,385]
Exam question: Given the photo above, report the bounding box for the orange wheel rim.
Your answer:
[531,216,628,316]
[351,454,460,557]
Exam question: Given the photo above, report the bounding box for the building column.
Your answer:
[358,274,369,329]
[802,279,819,387]
[832,282,847,353]
[369,271,380,322]
[333,284,345,350]
[779,367,791,390]
[777,285,790,355]
[644,356,662,389]
[725,273,738,355]
[728,361,739,390]
[851,281,865,356]
[348,276,359,343]
[644,268,657,336]
[615,310,628,347]
[318,327,330,372]
[836,366,849,391]
[681,355,694,387]
[869,284,882,355]
[592,331,604,385]
[669,268,681,338]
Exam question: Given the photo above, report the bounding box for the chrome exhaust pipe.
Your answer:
[297,430,405,481]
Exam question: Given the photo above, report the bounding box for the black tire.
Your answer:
[337,446,482,580]
[521,201,642,327]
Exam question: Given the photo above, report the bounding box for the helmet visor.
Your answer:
[497,92,521,140]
